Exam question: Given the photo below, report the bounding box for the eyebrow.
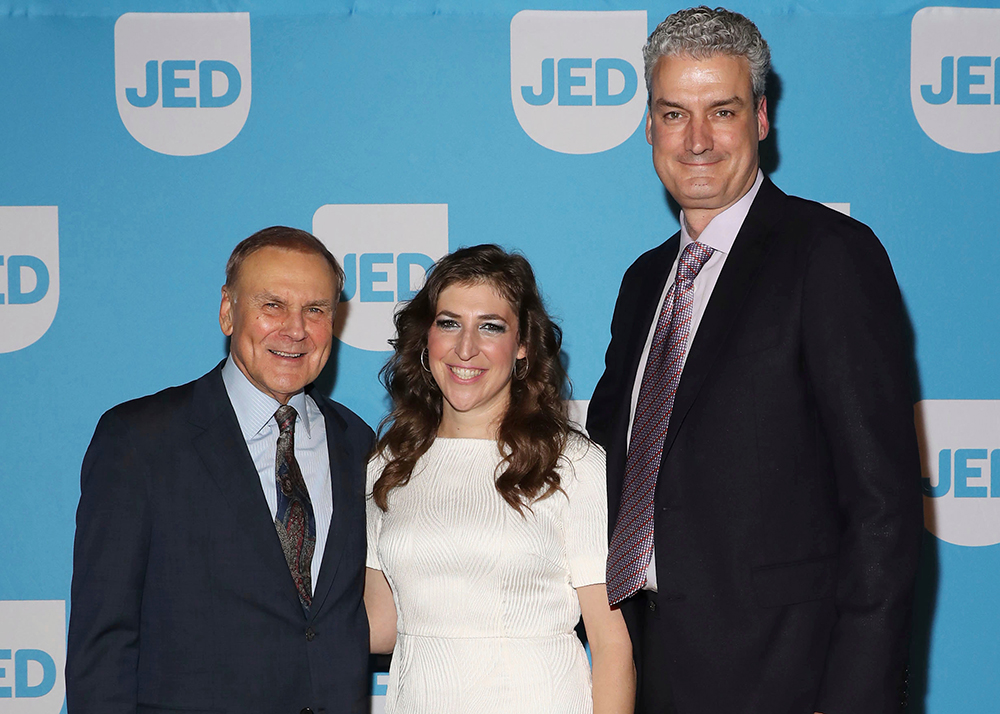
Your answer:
[653,95,746,110]
[436,310,509,322]
[254,292,334,309]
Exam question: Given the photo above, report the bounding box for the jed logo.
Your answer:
[115,13,251,156]
[312,204,448,352]
[911,7,1000,153]
[370,671,388,714]
[0,207,59,354]
[0,601,65,713]
[916,400,1000,546]
[510,11,647,154]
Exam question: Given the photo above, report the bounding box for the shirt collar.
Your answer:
[221,355,313,440]
[679,169,764,254]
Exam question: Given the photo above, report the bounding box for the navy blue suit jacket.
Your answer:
[587,178,923,714]
[67,363,374,714]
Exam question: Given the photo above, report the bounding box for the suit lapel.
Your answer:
[305,392,352,618]
[613,236,681,449]
[660,178,785,460]
[627,236,681,387]
[189,365,303,610]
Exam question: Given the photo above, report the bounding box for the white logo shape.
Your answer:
[312,204,449,352]
[511,11,648,154]
[916,400,1000,546]
[822,203,850,216]
[115,13,252,156]
[911,7,1000,153]
[0,600,66,713]
[0,207,59,354]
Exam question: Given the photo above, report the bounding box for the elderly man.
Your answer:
[67,226,373,714]
[587,7,923,714]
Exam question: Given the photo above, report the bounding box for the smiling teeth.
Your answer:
[450,367,483,379]
[271,350,303,358]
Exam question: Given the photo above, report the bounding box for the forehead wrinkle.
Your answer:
[249,290,283,304]
[709,95,745,108]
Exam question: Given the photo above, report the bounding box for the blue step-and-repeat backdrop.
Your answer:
[1,1,997,711]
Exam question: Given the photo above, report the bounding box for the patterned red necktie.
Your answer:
[273,405,316,610]
[606,240,715,605]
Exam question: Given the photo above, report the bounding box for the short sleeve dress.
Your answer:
[366,435,608,714]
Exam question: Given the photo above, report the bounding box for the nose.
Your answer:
[685,115,713,154]
[455,327,480,361]
[281,309,307,340]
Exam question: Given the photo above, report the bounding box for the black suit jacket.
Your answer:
[67,363,374,714]
[587,178,923,714]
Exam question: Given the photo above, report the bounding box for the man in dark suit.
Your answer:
[67,226,373,714]
[587,7,923,714]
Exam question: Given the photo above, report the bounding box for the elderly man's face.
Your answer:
[645,53,768,225]
[220,247,339,404]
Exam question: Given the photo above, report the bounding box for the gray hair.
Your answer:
[643,6,771,103]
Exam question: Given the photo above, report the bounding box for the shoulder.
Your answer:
[98,373,203,437]
[559,433,607,482]
[83,371,213,469]
[787,195,875,239]
[620,235,679,287]
[763,181,882,249]
[310,390,376,444]
[366,450,391,491]
[755,180,892,277]
[758,184,904,321]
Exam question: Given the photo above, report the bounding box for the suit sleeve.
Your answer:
[801,223,923,713]
[66,409,151,714]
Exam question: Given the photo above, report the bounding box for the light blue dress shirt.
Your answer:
[221,355,333,589]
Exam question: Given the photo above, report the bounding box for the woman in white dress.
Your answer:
[364,244,634,714]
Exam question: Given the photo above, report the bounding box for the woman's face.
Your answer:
[426,281,526,437]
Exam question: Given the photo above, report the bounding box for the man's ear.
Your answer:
[219,286,235,337]
[757,95,770,141]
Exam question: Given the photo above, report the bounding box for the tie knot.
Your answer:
[275,405,297,434]
[677,241,715,283]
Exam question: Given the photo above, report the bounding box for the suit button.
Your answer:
[305,627,316,641]
[648,599,657,612]
[301,709,314,714]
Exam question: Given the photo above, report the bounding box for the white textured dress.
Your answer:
[366,436,608,714]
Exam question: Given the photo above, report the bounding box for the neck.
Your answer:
[437,405,505,440]
[682,211,712,240]
[680,166,760,240]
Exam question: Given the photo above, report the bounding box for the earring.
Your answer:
[421,348,431,373]
[514,358,528,380]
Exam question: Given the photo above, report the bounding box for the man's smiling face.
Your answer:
[219,246,338,404]
[645,52,769,226]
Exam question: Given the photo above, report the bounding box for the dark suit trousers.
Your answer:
[628,591,679,714]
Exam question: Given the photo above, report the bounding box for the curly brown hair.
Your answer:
[372,244,577,513]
